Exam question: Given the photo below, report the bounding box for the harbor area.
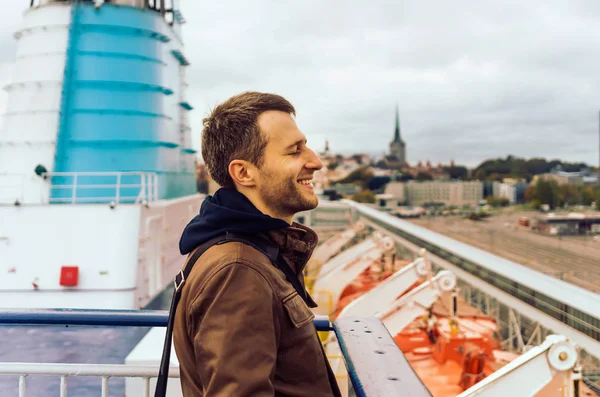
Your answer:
[409,209,600,293]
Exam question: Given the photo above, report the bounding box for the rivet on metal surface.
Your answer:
[387,376,399,381]
[559,352,568,361]
[375,350,385,355]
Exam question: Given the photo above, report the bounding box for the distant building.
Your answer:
[331,183,361,197]
[535,213,600,235]
[532,166,598,185]
[533,173,583,185]
[499,183,517,204]
[484,179,529,204]
[384,181,483,207]
[383,182,408,206]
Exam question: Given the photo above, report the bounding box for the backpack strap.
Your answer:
[154,232,317,397]
[154,234,227,397]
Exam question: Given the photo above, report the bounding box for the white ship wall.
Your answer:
[0,4,70,204]
[0,204,141,309]
[0,194,203,309]
[134,194,203,307]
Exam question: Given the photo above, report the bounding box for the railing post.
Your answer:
[60,376,67,397]
[101,377,108,397]
[141,173,146,203]
[143,377,150,397]
[19,375,26,397]
[154,173,158,200]
[115,173,121,204]
[71,174,78,204]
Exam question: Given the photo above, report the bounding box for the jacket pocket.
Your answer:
[283,292,315,328]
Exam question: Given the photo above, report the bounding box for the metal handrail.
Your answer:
[0,308,332,330]
[0,309,429,397]
[334,316,432,397]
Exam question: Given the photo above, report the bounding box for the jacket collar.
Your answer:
[265,222,318,274]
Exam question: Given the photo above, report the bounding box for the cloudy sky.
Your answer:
[1,1,600,168]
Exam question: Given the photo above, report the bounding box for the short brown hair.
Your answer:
[201,91,296,188]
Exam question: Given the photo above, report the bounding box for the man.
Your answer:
[173,91,342,397]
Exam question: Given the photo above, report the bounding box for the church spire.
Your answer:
[393,105,402,142]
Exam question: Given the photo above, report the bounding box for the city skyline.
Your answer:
[0,1,599,168]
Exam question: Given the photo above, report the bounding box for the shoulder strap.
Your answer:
[154,232,317,397]
[154,234,226,397]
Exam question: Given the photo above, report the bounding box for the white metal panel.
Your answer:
[15,29,69,59]
[134,194,203,307]
[0,174,50,204]
[0,290,136,310]
[0,4,70,204]
[0,193,203,310]
[18,4,72,32]
[347,201,600,319]
[0,204,142,309]
[9,56,66,86]
[3,84,62,115]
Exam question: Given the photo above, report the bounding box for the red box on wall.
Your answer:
[60,266,79,287]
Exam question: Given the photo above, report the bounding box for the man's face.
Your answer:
[254,110,323,220]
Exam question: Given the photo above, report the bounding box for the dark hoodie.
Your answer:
[179,187,290,255]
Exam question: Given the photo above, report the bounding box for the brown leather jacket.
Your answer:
[173,223,342,397]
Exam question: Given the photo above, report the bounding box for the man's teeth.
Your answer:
[298,180,312,185]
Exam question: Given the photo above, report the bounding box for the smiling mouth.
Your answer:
[297,179,314,188]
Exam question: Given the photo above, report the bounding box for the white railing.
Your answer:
[45,172,159,204]
[0,362,179,397]
[0,172,160,205]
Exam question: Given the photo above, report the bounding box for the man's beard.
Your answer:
[259,175,318,219]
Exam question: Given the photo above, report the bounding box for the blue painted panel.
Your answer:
[78,4,159,33]
[180,151,196,173]
[75,55,162,87]
[78,32,162,62]
[52,3,195,202]
[69,113,173,144]
[67,146,168,172]
[71,89,162,115]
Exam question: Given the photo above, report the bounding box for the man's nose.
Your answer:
[305,148,323,170]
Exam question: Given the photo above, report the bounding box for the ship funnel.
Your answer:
[31,0,148,9]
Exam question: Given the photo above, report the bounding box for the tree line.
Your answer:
[525,179,600,210]
[472,155,594,182]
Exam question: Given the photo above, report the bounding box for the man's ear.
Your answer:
[229,159,257,187]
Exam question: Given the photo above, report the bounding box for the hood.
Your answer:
[179,187,290,255]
